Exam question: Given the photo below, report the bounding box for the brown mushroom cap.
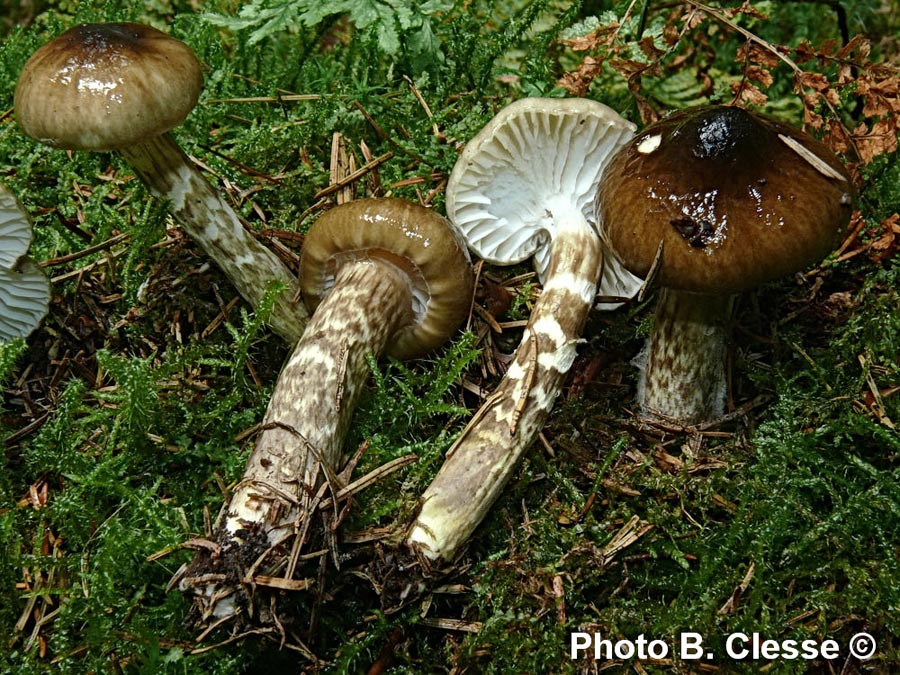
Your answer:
[15,23,202,151]
[597,105,853,294]
[300,198,473,360]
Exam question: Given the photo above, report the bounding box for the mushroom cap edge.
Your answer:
[300,198,474,360]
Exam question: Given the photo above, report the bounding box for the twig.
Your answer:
[327,453,417,504]
[685,0,802,75]
[417,617,483,633]
[50,249,128,283]
[40,233,129,268]
[200,296,241,339]
[404,76,441,139]
[205,94,321,104]
[313,152,394,199]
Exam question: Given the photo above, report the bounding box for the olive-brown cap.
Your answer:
[597,105,853,294]
[15,23,202,151]
[300,198,474,360]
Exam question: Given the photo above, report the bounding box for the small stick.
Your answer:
[313,152,394,199]
[40,233,129,267]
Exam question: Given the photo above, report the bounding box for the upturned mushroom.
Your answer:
[596,104,853,423]
[14,22,307,342]
[404,98,639,565]
[0,183,50,342]
[177,198,473,620]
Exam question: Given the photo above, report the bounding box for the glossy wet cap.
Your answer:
[597,105,853,293]
[15,23,202,151]
[446,97,636,283]
[0,183,50,341]
[300,198,474,360]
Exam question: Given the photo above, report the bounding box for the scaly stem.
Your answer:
[636,288,732,423]
[179,259,411,619]
[120,133,308,343]
[406,216,603,563]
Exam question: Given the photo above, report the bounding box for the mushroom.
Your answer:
[177,198,473,620]
[403,98,639,565]
[0,182,50,341]
[14,22,307,342]
[596,104,853,423]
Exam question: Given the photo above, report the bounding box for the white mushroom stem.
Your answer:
[119,132,307,342]
[635,288,733,423]
[407,215,602,563]
[179,257,412,618]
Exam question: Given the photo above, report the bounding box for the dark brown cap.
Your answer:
[15,23,202,151]
[597,105,853,293]
[300,198,474,359]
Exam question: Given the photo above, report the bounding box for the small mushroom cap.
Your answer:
[0,184,50,341]
[446,97,636,282]
[300,198,474,360]
[597,105,853,294]
[15,22,202,151]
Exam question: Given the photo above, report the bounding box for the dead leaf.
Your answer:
[803,105,824,130]
[823,118,853,155]
[733,79,768,106]
[869,213,900,263]
[726,1,768,20]
[718,563,756,615]
[682,8,705,31]
[638,36,666,60]
[855,118,899,163]
[663,23,681,47]
[797,71,830,91]
[836,34,870,60]
[745,64,773,87]
[737,40,781,68]
[561,24,617,51]
[557,56,604,96]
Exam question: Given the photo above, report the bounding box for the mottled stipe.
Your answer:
[120,134,308,343]
[227,261,409,535]
[177,198,472,623]
[407,217,603,562]
[179,259,410,619]
[636,288,732,423]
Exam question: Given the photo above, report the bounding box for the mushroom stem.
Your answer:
[227,260,409,539]
[179,257,411,619]
[636,288,732,423]
[119,132,307,342]
[406,215,603,563]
